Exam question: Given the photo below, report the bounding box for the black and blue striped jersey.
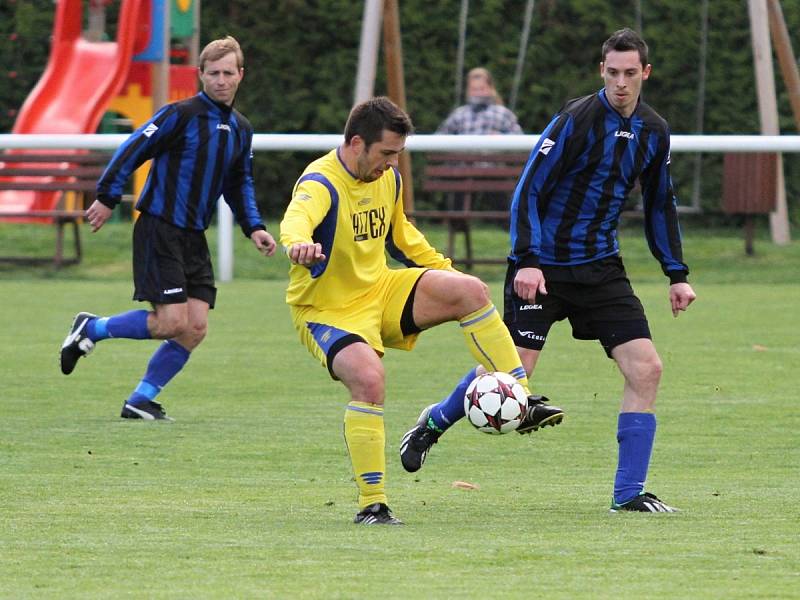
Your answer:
[97,92,266,237]
[509,89,688,283]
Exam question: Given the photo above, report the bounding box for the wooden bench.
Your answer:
[722,152,778,256]
[0,151,111,267]
[410,152,528,269]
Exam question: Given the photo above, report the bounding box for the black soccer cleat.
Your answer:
[353,502,404,525]
[120,400,173,421]
[400,404,441,473]
[60,312,97,375]
[516,395,565,434]
[609,492,679,513]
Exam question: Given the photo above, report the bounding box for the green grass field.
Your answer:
[1,222,798,598]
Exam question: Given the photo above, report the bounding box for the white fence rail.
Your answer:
[2,133,798,280]
[3,133,800,152]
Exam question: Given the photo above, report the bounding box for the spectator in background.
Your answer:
[432,67,525,256]
[437,67,523,135]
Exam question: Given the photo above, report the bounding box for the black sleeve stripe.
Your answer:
[186,119,212,228]
[553,111,606,262]
[160,115,188,223]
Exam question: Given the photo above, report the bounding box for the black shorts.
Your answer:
[132,212,217,307]
[503,256,650,358]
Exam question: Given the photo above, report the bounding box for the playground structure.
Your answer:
[0,0,198,228]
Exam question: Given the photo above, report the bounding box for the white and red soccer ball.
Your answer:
[464,372,528,434]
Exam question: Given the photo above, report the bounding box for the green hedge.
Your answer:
[2,0,798,223]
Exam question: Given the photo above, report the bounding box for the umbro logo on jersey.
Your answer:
[538,138,555,155]
[217,123,231,131]
[614,130,634,139]
[358,197,372,206]
[143,123,159,138]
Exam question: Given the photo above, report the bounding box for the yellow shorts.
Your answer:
[290,268,427,376]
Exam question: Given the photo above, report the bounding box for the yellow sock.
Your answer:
[343,401,387,509]
[459,303,530,393]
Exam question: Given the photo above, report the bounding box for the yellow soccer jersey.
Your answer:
[280,148,453,308]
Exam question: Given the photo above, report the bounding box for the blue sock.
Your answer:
[614,412,657,504]
[87,310,151,342]
[429,367,479,432]
[127,340,190,406]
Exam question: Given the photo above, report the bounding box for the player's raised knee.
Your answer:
[452,273,491,312]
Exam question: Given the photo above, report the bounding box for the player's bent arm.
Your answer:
[96,105,178,207]
[279,180,331,246]
[280,208,325,266]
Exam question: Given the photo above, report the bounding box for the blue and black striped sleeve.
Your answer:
[509,112,573,268]
[96,104,180,209]
[222,125,265,237]
[640,129,689,283]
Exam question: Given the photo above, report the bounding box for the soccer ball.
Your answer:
[464,372,528,434]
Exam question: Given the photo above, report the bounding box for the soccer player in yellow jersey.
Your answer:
[280,97,563,525]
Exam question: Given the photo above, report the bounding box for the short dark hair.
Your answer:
[601,28,649,67]
[343,97,414,146]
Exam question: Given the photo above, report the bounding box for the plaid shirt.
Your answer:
[436,103,523,134]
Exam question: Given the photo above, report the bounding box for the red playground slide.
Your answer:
[1,0,145,220]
